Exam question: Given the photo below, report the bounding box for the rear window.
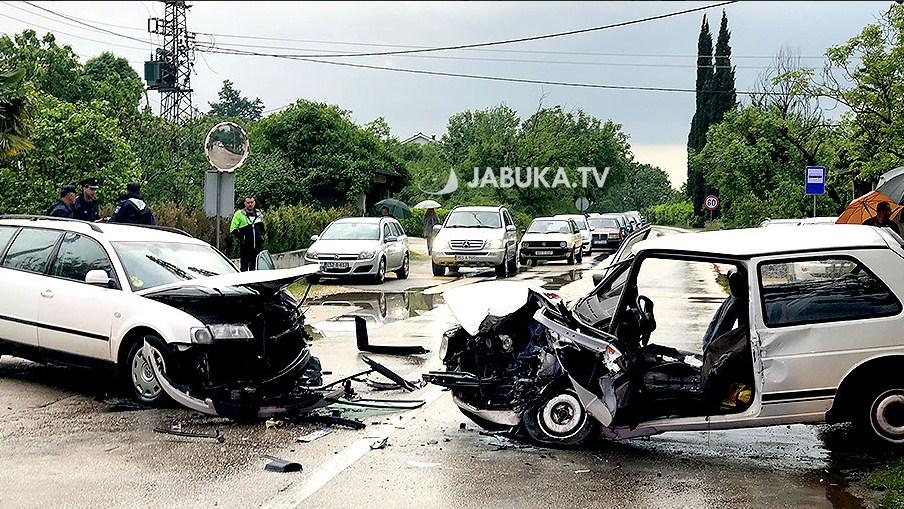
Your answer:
[2,228,61,273]
[759,257,901,327]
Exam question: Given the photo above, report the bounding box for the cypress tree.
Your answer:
[687,15,714,216]
[711,10,737,124]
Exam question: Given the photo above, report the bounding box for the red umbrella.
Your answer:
[836,191,903,224]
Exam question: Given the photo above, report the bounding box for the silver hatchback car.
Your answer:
[305,217,409,284]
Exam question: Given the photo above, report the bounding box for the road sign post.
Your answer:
[805,166,826,218]
[203,122,249,250]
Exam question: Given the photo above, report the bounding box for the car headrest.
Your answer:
[727,269,747,299]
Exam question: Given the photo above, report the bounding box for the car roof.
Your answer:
[0,218,208,244]
[452,206,502,212]
[553,214,585,219]
[531,216,569,222]
[635,225,891,258]
[334,217,391,224]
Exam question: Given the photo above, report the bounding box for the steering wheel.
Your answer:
[633,295,656,346]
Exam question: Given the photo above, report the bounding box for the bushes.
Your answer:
[644,200,695,227]
[148,202,349,256]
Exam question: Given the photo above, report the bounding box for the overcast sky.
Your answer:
[0,1,893,187]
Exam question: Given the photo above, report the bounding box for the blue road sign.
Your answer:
[805,166,826,195]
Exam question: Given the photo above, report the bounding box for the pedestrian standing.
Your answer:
[863,201,902,235]
[380,206,392,217]
[47,185,77,218]
[110,183,155,225]
[73,177,100,222]
[422,207,440,254]
[230,195,265,271]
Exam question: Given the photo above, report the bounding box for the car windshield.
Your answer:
[445,211,501,228]
[320,222,380,240]
[559,216,587,230]
[527,220,571,234]
[112,241,238,291]
[603,215,626,226]
[588,218,619,229]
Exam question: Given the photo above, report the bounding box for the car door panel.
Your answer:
[0,227,62,347]
[37,233,119,360]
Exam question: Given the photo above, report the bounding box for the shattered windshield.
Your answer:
[113,241,238,291]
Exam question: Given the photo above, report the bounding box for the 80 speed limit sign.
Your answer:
[704,194,720,211]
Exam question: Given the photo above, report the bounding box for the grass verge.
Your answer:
[866,460,904,509]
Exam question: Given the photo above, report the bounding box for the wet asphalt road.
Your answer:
[0,229,887,508]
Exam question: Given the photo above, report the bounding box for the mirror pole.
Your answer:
[215,170,221,250]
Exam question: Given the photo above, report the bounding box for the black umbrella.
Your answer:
[875,166,904,203]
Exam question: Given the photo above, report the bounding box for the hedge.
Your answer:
[644,200,695,227]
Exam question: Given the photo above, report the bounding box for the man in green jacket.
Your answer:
[230,195,265,271]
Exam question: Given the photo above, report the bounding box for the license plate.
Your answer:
[537,250,553,256]
[454,255,478,262]
[323,261,349,269]
[593,241,606,245]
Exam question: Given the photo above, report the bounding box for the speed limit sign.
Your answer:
[704,194,720,211]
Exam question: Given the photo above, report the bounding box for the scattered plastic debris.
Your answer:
[265,419,283,429]
[406,461,440,469]
[296,428,333,443]
[263,456,302,473]
[152,426,225,443]
[370,437,389,450]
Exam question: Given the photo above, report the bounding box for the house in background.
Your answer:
[401,132,437,145]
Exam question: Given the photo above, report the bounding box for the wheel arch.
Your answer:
[115,326,167,372]
[827,354,904,423]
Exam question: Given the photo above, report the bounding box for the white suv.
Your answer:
[431,206,519,277]
[0,217,321,416]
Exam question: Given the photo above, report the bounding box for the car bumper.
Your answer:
[432,249,506,267]
[305,256,380,276]
[520,247,570,260]
[591,238,621,248]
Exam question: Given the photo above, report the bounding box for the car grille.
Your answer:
[522,240,565,248]
[316,254,358,260]
[449,240,485,250]
[592,233,609,240]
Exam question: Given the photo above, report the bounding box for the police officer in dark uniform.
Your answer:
[46,185,77,218]
[73,177,100,222]
[110,182,155,225]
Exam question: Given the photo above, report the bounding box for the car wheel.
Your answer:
[506,250,518,275]
[373,257,387,284]
[566,249,576,265]
[396,253,410,279]
[859,384,904,446]
[495,251,508,277]
[432,262,445,276]
[522,389,594,447]
[306,274,320,285]
[124,336,171,406]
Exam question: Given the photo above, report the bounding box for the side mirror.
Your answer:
[385,236,398,243]
[432,224,442,234]
[310,235,319,242]
[85,270,111,287]
[520,228,526,235]
[505,224,516,232]
[592,273,604,286]
[255,250,275,270]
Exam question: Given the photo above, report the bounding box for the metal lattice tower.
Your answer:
[147,1,195,125]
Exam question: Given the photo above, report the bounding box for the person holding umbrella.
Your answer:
[414,199,442,254]
[863,201,901,235]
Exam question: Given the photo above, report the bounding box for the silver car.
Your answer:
[305,217,409,284]
[431,206,519,277]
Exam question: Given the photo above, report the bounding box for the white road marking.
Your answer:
[259,385,444,509]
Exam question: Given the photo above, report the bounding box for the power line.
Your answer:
[0,11,152,52]
[199,45,792,96]
[21,0,155,46]
[200,1,738,59]
[1,0,152,42]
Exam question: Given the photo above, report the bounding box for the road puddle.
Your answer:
[306,288,445,338]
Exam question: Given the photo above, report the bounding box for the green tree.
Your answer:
[0,30,89,104]
[0,91,140,213]
[208,80,264,122]
[0,68,31,159]
[84,52,144,121]
[687,15,714,216]
[711,11,737,125]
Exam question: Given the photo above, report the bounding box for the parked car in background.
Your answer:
[0,216,324,415]
[429,225,904,447]
[431,206,519,277]
[519,217,583,265]
[626,210,645,227]
[587,215,623,250]
[305,217,409,284]
[600,212,631,237]
[554,214,592,255]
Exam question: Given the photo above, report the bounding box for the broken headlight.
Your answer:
[191,324,255,344]
[603,344,626,373]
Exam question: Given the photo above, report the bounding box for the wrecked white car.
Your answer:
[427,225,904,447]
[0,217,349,419]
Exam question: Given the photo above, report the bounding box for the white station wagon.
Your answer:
[0,216,323,417]
[428,225,904,447]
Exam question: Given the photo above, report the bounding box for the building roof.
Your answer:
[401,132,436,144]
[635,225,892,258]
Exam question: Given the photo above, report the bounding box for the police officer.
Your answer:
[110,183,155,225]
[47,185,77,218]
[73,177,100,222]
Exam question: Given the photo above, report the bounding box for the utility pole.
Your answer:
[143,1,196,201]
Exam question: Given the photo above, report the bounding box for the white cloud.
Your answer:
[631,144,687,189]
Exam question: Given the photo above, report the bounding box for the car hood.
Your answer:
[443,280,560,336]
[521,232,573,243]
[135,264,320,297]
[591,227,621,234]
[435,227,505,243]
[310,239,381,254]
